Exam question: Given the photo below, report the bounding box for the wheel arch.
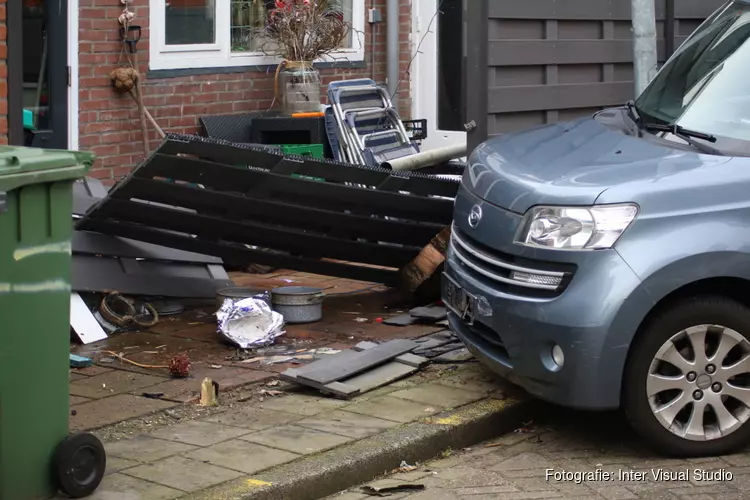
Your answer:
[620,276,750,398]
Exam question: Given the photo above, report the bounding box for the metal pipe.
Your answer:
[665,0,676,60]
[386,0,399,108]
[631,0,659,97]
[383,143,467,171]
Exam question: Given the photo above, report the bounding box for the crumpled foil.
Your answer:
[216,292,285,349]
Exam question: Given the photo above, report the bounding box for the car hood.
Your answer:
[464,116,730,214]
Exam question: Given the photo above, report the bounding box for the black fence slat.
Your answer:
[76,218,401,285]
[93,199,419,268]
[112,177,443,246]
[136,154,454,224]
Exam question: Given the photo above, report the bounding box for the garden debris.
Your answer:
[281,340,428,399]
[392,460,418,473]
[361,484,425,496]
[217,292,285,349]
[266,380,280,387]
[514,420,536,434]
[199,378,219,407]
[141,392,164,399]
[260,389,283,397]
[210,364,223,369]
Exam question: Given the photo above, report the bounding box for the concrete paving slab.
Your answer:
[148,420,253,447]
[201,406,303,430]
[104,456,140,476]
[258,393,349,416]
[61,472,184,500]
[124,456,244,492]
[343,395,444,423]
[70,395,91,406]
[69,370,167,399]
[184,440,300,474]
[106,434,199,462]
[296,410,401,438]
[388,384,485,408]
[240,425,354,454]
[69,394,177,431]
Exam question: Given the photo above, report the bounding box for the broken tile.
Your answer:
[240,425,353,454]
[106,435,199,462]
[184,440,299,474]
[69,371,167,399]
[343,395,444,423]
[148,420,252,447]
[296,410,399,438]
[123,456,243,492]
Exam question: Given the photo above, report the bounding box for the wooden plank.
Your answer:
[296,339,419,385]
[94,198,420,268]
[488,82,633,114]
[157,138,459,198]
[136,154,455,224]
[489,0,631,21]
[72,255,235,298]
[74,218,402,285]
[320,363,418,399]
[114,177,443,246]
[488,40,634,67]
[73,230,224,264]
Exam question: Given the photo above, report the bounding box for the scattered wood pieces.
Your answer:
[362,484,426,497]
[281,340,428,399]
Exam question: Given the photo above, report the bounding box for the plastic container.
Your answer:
[0,146,107,499]
[278,143,325,159]
[271,286,325,324]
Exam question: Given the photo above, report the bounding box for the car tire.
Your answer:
[623,295,750,457]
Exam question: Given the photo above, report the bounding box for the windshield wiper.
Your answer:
[640,122,722,155]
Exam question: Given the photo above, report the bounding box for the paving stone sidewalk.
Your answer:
[330,407,750,500]
[62,363,503,499]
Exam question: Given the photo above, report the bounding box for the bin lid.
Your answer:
[0,146,94,193]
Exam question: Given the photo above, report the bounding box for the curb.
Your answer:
[182,396,543,500]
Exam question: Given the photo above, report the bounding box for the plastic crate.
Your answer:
[278,143,325,159]
[403,119,427,141]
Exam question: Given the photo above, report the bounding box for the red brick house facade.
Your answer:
[8,0,414,184]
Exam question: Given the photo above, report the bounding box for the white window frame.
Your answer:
[149,0,366,70]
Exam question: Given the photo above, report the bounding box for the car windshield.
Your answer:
[635,1,750,144]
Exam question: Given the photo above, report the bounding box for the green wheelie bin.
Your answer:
[0,146,107,499]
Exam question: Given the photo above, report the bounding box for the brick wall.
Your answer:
[0,0,7,145]
[78,0,413,184]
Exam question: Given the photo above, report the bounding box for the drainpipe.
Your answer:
[631,0,658,97]
[386,0,399,108]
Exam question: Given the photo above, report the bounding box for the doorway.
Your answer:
[10,0,70,149]
[411,0,466,152]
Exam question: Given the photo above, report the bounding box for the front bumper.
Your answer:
[444,244,644,410]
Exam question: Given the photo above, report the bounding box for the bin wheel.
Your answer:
[54,432,106,498]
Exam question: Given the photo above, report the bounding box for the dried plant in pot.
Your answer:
[254,0,353,115]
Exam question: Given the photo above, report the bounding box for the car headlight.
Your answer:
[515,204,638,250]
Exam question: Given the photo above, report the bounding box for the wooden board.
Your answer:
[70,293,108,344]
[280,340,428,399]
[296,339,419,385]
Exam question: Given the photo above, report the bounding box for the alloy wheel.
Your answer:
[647,324,750,441]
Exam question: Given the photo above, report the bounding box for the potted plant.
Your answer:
[254,0,353,114]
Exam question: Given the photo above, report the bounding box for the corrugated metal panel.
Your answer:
[466,0,728,152]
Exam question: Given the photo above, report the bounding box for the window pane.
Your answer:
[165,0,216,45]
[230,0,354,53]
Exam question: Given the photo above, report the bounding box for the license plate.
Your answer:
[442,273,475,324]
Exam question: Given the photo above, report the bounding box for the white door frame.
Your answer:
[68,0,79,150]
[410,0,466,152]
